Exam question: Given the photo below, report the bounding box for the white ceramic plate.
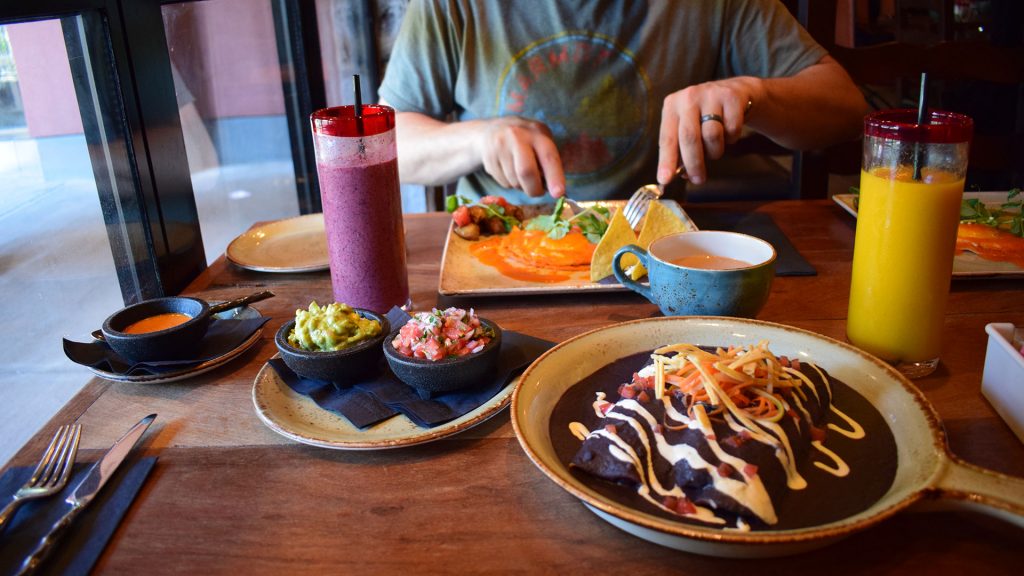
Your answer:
[226,213,329,273]
[252,362,518,450]
[511,316,1024,557]
[833,191,1024,277]
[438,199,697,296]
[88,305,265,384]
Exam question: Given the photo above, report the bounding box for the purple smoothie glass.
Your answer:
[311,104,409,313]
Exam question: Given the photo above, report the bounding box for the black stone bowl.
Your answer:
[383,318,502,396]
[274,309,389,386]
[101,297,212,362]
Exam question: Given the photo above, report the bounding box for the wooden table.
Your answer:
[10,200,1024,574]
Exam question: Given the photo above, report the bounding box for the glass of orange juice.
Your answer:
[847,109,973,378]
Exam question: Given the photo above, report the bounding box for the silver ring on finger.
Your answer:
[699,113,724,125]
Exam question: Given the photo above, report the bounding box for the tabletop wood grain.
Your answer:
[9,200,1024,574]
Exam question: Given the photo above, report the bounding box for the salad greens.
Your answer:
[524,197,611,243]
[447,194,611,243]
[445,194,521,231]
[850,186,1022,238]
[960,188,1022,238]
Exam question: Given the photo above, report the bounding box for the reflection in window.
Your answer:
[163,0,300,264]
[0,20,123,467]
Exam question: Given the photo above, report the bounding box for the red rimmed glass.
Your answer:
[847,109,973,378]
[311,104,409,313]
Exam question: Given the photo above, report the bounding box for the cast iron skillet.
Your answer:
[511,317,1024,558]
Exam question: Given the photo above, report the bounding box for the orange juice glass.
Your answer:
[847,110,973,378]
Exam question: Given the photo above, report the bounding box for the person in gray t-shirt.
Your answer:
[378,0,866,203]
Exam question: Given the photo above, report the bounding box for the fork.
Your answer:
[0,424,82,532]
[622,167,685,230]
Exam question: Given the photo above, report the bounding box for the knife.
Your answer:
[17,414,157,576]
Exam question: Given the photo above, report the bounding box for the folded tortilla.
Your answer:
[570,359,834,527]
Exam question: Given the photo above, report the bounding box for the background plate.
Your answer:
[438,199,696,296]
[226,213,328,273]
[833,192,1024,278]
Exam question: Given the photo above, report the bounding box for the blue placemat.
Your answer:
[0,456,157,576]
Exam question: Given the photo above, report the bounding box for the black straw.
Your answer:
[912,72,929,180]
[353,74,364,135]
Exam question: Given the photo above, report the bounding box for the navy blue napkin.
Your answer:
[687,208,817,276]
[62,317,270,375]
[0,457,157,576]
[270,308,553,429]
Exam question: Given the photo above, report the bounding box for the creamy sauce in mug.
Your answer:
[123,313,192,334]
[670,254,752,269]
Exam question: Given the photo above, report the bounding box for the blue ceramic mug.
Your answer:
[612,231,776,317]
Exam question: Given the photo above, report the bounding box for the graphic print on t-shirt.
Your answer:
[495,32,651,184]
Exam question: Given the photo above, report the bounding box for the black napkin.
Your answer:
[687,208,816,276]
[270,308,554,429]
[0,457,156,576]
[62,317,270,375]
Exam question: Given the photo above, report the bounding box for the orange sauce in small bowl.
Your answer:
[123,312,193,334]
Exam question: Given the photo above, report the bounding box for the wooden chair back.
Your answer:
[799,0,1024,191]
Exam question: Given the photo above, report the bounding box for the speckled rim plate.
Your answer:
[832,191,1024,278]
[438,199,697,296]
[511,316,1024,558]
[226,213,328,273]
[87,305,265,384]
[251,361,518,450]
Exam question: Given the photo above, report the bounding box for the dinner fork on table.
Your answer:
[622,167,685,230]
[0,424,82,532]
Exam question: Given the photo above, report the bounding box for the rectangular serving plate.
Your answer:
[438,199,696,297]
[832,191,1024,278]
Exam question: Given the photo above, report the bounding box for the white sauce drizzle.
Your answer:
[787,391,812,432]
[827,405,866,439]
[570,350,867,530]
[568,421,589,441]
[811,440,850,476]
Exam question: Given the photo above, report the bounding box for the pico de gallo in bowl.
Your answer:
[384,307,502,396]
[390,307,495,361]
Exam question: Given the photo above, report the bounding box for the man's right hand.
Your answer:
[480,116,566,198]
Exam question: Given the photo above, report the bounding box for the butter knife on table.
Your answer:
[17,414,157,576]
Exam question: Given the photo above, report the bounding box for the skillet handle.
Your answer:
[933,455,1024,528]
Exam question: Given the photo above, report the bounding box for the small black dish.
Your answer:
[274,309,389,386]
[383,318,502,396]
[101,297,212,362]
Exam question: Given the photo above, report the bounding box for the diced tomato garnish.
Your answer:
[717,463,735,478]
[674,497,696,515]
[452,205,472,227]
[620,385,637,399]
[810,426,827,443]
[480,195,509,209]
[743,463,759,477]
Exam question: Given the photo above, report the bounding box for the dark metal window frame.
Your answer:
[0,0,327,303]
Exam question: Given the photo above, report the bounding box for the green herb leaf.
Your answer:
[959,188,1023,238]
[524,197,567,237]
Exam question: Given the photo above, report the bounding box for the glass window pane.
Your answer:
[0,19,124,466]
[162,0,300,264]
